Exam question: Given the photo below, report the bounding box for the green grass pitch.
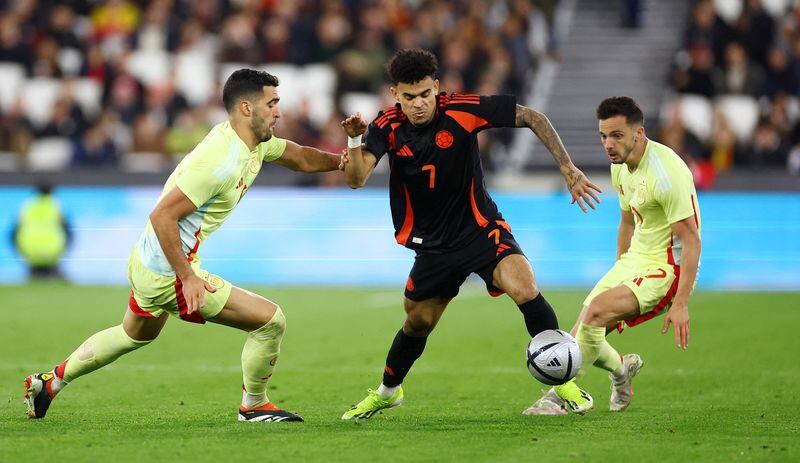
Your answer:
[1,284,798,462]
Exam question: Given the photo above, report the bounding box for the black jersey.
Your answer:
[364,92,517,253]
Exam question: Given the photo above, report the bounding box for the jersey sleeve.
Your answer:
[175,145,231,208]
[259,136,287,162]
[653,166,696,224]
[364,120,390,163]
[445,94,517,132]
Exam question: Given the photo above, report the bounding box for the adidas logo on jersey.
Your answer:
[397,145,414,157]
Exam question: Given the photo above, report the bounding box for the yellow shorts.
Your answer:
[583,256,680,329]
[126,249,232,324]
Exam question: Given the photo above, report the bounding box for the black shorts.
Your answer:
[404,220,525,301]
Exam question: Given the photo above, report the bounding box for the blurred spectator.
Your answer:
[683,0,733,63]
[762,46,800,98]
[711,42,764,96]
[672,42,716,98]
[0,14,33,72]
[0,102,33,159]
[733,0,776,69]
[35,96,88,139]
[743,117,791,167]
[165,109,211,159]
[11,182,71,279]
[72,111,121,167]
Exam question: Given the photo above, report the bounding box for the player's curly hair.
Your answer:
[386,48,438,85]
[222,68,280,113]
[596,96,644,125]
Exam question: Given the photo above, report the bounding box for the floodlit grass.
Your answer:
[1,284,797,462]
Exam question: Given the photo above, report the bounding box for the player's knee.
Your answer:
[404,313,435,336]
[265,305,286,336]
[508,284,540,305]
[249,305,286,341]
[583,301,613,327]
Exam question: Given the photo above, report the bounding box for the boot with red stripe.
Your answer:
[23,370,62,419]
[238,402,304,423]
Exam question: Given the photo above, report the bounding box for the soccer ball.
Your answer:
[526,329,582,385]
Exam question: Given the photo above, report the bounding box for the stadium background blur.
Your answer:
[1,0,799,287]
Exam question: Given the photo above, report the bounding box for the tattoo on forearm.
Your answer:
[515,104,572,169]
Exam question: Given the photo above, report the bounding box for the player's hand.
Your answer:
[181,273,217,315]
[563,165,602,213]
[338,149,349,171]
[662,301,690,350]
[341,112,367,137]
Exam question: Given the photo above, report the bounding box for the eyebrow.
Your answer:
[402,89,431,98]
[267,97,280,105]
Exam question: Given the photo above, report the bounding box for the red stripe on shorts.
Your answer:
[175,278,206,324]
[624,265,681,328]
[128,291,155,318]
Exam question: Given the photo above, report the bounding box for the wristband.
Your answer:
[347,135,362,149]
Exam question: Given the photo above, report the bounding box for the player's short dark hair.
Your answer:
[386,48,438,85]
[596,96,644,126]
[222,69,279,113]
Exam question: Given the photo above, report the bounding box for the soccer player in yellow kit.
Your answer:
[24,69,344,422]
[525,96,701,415]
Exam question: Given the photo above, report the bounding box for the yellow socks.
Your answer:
[241,306,285,408]
[62,324,151,383]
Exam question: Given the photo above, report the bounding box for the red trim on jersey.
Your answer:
[445,110,490,133]
[406,277,415,292]
[630,205,643,225]
[175,278,206,324]
[395,184,415,245]
[470,179,489,228]
[128,291,155,318]
[186,227,202,262]
[496,220,511,232]
[666,235,675,266]
[624,265,681,328]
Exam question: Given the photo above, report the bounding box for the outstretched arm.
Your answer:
[341,112,378,189]
[515,104,602,212]
[662,215,701,350]
[273,141,343,173]
[617,209,635,260]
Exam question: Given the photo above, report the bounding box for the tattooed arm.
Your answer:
[515,104,602,212]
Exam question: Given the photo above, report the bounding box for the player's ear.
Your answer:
[239,100,252,117]
[433,79,439,93]
[390,86,398,102]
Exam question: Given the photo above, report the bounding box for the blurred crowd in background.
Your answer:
[664,0,800,186]
[0,0,552,182]
[1,0,799,185]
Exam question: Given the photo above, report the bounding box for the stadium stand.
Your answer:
[0,0,798,188]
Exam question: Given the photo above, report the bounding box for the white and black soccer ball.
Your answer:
[526,329,582,386]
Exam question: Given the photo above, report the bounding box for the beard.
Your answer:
[251,114,273,143]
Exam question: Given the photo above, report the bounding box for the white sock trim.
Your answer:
[376,383,398,399]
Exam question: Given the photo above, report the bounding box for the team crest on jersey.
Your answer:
[635,181,646,205]
[248,154,261,174]
[435,130,454,149]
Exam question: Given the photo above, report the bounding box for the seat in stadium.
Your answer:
[302,64,336,127]
[26,137,73,171]
[677,94,714,143]
[126,49,171,87]
[715,95,760,142]
[175,48,215,106]
[340,92,380,124]
[0,63,26,113]
[21,79,63,129]
[69,78,103,119]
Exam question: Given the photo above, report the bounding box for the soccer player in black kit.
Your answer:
[340,49,601,419]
